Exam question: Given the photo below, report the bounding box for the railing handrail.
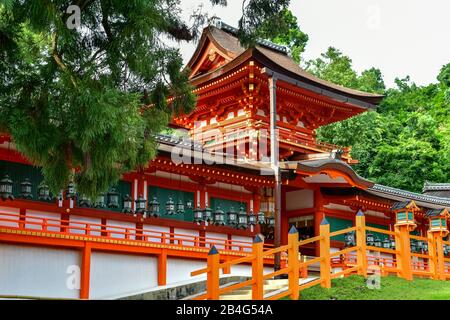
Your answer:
[0,211,268,252]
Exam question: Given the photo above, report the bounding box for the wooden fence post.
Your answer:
[355,210,367,277]
[206,245,220,300]
[427,232,437,280]
[435,234,446,280]
[395,225,413,281]
[252,235,264,300]
[319,218,331,288]
[288,226,300,300]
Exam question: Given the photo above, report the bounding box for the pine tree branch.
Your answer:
[51,33,77,87]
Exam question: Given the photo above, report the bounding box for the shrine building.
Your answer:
[0,21,449,299]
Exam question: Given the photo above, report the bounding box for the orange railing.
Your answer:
[0,211,271,253]
[190,211,450,300]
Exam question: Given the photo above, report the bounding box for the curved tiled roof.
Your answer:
[368,184,450,208]
[189,23,384,106]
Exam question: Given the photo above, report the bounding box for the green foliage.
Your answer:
[259,8,308,63]
[0,0,289,198]
[305,46,450,193]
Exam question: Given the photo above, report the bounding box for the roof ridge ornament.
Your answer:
[212,19,289,55]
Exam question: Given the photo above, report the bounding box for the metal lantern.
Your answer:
[94,192,106,208]
[135,195,147,216]
[66,181,76,199]
[37,182,51,201]
[366,232,375,246]
[165,197,175,215]
[186,199,193,209]
[267,214,275,228]
[382,238,391,249]
[374,237,382,248]
[257,210,265,225]
[148,196,160,217]
[193,206,203,224]
[214,206,225,226]
[444,244,448,256]
[78,194,91,208]
[227,206,237,226]
[422,241,428,252]
[237,206,248,229]
[248,210,256,226]
[416,240,424,252]
[19,178,33,199]
[410,239,417,253]
[176,198,185,215]
[203,206,213,223]
[390,237,396,250]
[107,188,120,208]
[344,231,355,247]
[122,194,133,214]
[0,174,14,200]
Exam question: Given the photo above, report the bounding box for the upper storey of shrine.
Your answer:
[173,22,384,164]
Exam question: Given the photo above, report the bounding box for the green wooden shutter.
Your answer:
[326,216,353,242]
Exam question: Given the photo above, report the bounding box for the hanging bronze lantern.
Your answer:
[193,206,203,224]
[267,214,275,228]
[19,178,33,199]
[78,194,91,208]
[248,210,256,226]
[257,210,265,225]
[38,182,52,201]
[237,206,248,229]
[227,206,237,226]
[94,192,106,208]
[65,181,76,199]
[165,197,175,215]
[203,206,213,223]
[122,194,133,214]
[0,174,14,200]
[135,195,147,216]
[148,196,160,217]
[107,188,120,208]
[214,206,225,226]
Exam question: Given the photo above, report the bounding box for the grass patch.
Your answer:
[295,275,450,300]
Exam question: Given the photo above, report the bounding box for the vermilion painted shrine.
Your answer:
[0,22,449,299]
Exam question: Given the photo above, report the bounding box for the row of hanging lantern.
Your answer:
[193,205,275,230]
[2,174,276,228]
[344,231,395,249]
[0,174,54,201]
[344,229,450,256]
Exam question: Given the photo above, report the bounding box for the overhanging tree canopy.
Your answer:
[0,0,290,197]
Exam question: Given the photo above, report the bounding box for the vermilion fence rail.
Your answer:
[191,211,450,300]
[0,211,272,252]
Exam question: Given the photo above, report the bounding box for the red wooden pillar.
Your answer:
[80,242,91,299]
[314,189,324,257]
[280,186,288,245]
[158,250,167,286]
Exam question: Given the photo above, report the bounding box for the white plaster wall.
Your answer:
[231,235,253,252]
[26,211,61,232]
[174,228,199,247]
[69,215,102,236]
[0,206,19,228]
[206,232,228,250]
[143,224,170,244]
[286,189,314,211]
[90,252,158,299]
[167,257,215,284]
[0,244,80,299]
[106,220,136,240]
